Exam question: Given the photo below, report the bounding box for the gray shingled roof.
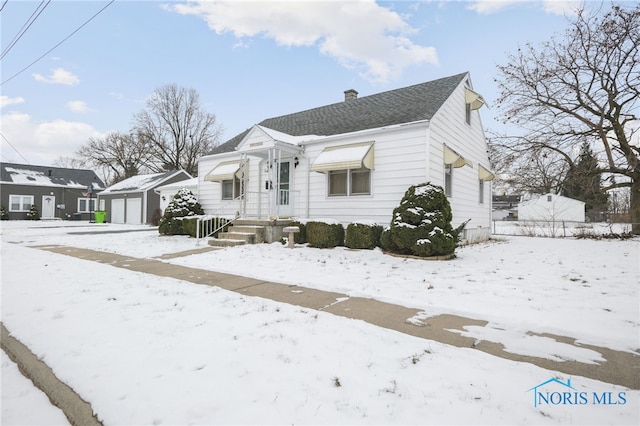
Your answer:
[0,162,105,189]
[210,72,468,155]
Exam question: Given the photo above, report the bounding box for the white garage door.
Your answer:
[111,199,125,224]
[126,198,142,224]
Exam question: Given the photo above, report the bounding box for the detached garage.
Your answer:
[98,170,192,224]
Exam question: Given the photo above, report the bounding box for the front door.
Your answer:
[278,160,291,217]
[41,195,55,219]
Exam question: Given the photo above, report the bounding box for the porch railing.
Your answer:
[195,214,238,246]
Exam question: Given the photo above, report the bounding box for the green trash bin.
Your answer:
[94,210,106,224]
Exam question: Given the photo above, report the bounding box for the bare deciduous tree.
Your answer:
[494,4,640,232]
[75,132,150,185]
[133,84,223,176]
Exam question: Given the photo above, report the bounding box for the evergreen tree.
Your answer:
[26,204,40,220]
[563,142,608,220]
[380,183,467,257]
[158,189,204,235]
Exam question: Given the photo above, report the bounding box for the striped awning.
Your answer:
[444,145,471,168]
[204,161,242,182]
[311,142,374,173]
[478,164,496,181]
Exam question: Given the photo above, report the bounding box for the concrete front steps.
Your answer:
[207,219,290,248]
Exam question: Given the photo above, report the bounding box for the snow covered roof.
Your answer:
[0,162,105,189]
[154,177,198,192]
[100,170,190,194]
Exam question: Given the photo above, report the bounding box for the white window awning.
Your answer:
[444,145,472,168]
[478,164,496,181]
[465,88,489,110]
[204,161,243,182]
[311,142,374,173]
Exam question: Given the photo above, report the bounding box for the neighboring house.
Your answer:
[492,194,520,221]
[198,72,494,242]
[0,162,104,220]
[154,177,199,213]
[518,193,586,223]
[98,170,192,224]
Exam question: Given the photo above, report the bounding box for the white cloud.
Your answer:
[67,100,91,114]
[32,68,80,85]
[468,0,582,15]
[1,95,25,109]
[169,0,437,82]
[0,111,102,165]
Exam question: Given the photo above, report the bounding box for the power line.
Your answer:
[0,132,31,164]
[1,0,115,86]
[1,0,51,60]
[0,0,9,13]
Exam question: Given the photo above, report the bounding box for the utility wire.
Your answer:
[0,132,31,164]
[1,0,51,60]
[1,0,115,86]
[0,0,9,13]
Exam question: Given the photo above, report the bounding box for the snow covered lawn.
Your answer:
[1,221,638,425]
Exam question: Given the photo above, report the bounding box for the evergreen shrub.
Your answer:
[288,220,307,244]
[158,189,204,235]
[1,205,9,220]
[306,221,344,248]
[382,182,466,257]
[26,204,40,220]
[345,222,382,249]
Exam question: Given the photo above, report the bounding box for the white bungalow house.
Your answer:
[197,72,495,243]
[518,193,586,223]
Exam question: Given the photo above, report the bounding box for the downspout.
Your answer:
[305,154,310,218]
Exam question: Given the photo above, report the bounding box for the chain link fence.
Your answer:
[492,220,636,238]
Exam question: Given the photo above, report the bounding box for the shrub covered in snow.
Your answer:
[381,183,466,257]
[345,222,382,250]
[158,189,204,235]
[306,221,344,248]
[0,205,9,220]
[26,204,40,220]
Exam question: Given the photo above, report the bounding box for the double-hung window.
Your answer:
[328,168,370,197]
[77,198,96,213]
[221,177,242,200]
[9,195,33,212]
[311,142,374,197]
[444,164,453,197]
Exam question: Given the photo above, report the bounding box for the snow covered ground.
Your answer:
[1,220,638,425]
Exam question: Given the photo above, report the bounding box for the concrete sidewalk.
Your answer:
[26,243,639,391]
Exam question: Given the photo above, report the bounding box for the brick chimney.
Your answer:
[344,89,358,101]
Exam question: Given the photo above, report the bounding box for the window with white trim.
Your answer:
[328,168,370,196]
[9,195,33,212]
[479,179,484,204]
[444,164,453,197]
[465,102,471,125]
[77,198,96,213]
[221,177,243,200]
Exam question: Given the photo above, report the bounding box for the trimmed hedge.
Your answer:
[306,221,344,248]
[345,222,382,249]
[288,220,307,244]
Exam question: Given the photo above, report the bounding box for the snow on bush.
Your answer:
[380,182,466,257]
[158,189,204,235]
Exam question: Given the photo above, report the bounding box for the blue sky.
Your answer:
[1,0,587,167]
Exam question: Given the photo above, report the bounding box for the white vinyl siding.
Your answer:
[9,195,33,212]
